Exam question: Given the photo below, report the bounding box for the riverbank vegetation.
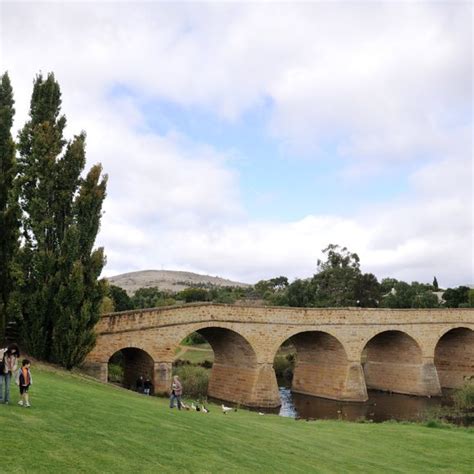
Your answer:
[1,365,472,473]
[425,383,474,427]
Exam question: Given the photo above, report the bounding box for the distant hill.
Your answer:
[107,270,250,295]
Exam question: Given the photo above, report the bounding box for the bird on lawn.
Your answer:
[201,405,209,413]
[191,402,197,411]
[222,404,236,414]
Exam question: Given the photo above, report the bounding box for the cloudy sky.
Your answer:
[1,1,472,286]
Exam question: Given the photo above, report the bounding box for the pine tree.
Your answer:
[17,73,108,367]
[433,276,439,291]
[0,72,20,342]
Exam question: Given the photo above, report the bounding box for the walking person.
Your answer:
[0,343,20,404]
[16,359,32,408]
[169,375,183,410]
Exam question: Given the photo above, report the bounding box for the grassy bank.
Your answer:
[176,343,214,364]
[1,366,473,473]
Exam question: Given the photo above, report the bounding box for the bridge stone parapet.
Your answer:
[83,304,474,408]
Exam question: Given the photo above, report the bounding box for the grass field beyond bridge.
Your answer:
[1,366,473,473]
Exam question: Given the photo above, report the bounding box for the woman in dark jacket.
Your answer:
[0,343,20,404]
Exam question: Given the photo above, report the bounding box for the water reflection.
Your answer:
[278,387,450,422]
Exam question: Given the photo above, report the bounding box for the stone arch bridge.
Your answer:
[83,304,474,408]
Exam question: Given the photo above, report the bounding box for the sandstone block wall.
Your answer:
[435,328,474,388]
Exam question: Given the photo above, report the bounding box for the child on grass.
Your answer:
[16,359,32,408]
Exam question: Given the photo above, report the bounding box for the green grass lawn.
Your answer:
[1,366,473,473]
[175,343,214,364]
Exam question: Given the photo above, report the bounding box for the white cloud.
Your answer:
[3,2,470,156]
[1,1,472,287]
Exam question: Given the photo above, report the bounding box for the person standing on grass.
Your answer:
[16,359,32,408]
[0,343,20,404]
[136,375,144,393]
[143,376,153,396]
[169,375,183,410]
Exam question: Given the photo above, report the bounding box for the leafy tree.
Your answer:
[354,273,381,308]
[311,245,361,307]
[433,276,439,291]
[380,281,415,308]
[317,244,360,271]
[254,276,289,305]
[255,276,288,295]
[182,332,206,345]
[286,245,380,308]
[208,286,238,304]
[411,281,434,293]
[131,287,175,309]
[411,291,439,308]
[0,72,20,341]
[16,73,107,368]
[286,279,313,307]
[380,278,399,295]
[109,284,132,311]
[469,289,474,308]
[381,281,439,309]
[176,287,209,303]
[442,286,470,308]
[99,296,115,314]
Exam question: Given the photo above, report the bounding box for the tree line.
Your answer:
[106,244,473,312]
[105,284,253,312]
[0,72,107,368]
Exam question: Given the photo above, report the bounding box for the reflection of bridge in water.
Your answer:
[83,304,474,407]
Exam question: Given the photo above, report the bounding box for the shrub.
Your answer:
[453,382,474,411]
[173,365,209,398]
[199,360,213,369]
[108,364,123,383]
[182,332,207,345]
[273,355,294,379]
[174,359,191,367]
[176,288,209,303]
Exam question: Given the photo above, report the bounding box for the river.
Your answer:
[276,387,452,422]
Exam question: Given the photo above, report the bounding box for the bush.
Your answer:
[176,288,209,303]
[453,382,474,411]
[108,364,123,383]
[182,332,207,345]
[423,383,474,427]
[199,360,213,369]
[174,359,191,367]
[273,355,294,379]
[173,365,209,398]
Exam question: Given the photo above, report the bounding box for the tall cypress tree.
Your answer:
[17,73,108,367]
[0,72,20,342]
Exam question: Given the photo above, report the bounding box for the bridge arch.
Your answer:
[171,325,276,406]
[362,330,439,396]
[107,346,155,392]
[434,327,474,389]
[272,330,367,402]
